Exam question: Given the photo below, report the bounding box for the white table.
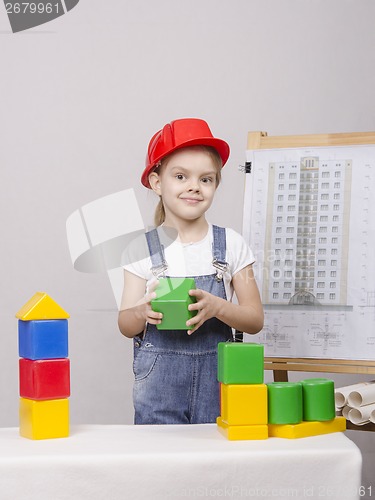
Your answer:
[0,424,362,499]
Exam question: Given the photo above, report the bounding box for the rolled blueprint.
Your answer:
[348,383,375,408]
[342,405,352,419]
[369,409,375,424]
[348,403,375,425]
[335,381,375,408]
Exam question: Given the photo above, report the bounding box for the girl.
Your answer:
[118,118,263,424]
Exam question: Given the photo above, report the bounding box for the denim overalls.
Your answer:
[133,225,233,424]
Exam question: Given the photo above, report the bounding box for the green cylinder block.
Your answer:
[301,378,335,421]
[267,382,303,424]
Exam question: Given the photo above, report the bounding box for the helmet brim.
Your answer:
[141,137,230,188]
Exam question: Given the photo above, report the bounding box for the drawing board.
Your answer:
[243,132,375,361]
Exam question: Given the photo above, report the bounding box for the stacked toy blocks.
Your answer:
[268,378,345,438]
[216,342,346,440]
[217,342,268,440]
[151,277,197,330]
[16,292,70,440]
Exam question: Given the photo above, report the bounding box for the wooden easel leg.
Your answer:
[273,369,288,382]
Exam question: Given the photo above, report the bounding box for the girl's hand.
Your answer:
[135,280,163,325]
[144,293,163,326]
[186,288,223,335]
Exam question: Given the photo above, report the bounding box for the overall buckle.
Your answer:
[212,258,229,281]
[151,262,168,278]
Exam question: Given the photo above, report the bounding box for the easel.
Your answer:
[247,130,375,432]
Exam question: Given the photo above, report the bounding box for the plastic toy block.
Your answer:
[16,292,69,320]
[151,277,197,330]
[268,416,346,439]
[19,358,70,400]
[221,383,268,425]
[301,378,336,421]
[18,319,68,360]
[267,382,303,425]
[217,342,264,384]
[19,397,69,440]
[217,417,268,440]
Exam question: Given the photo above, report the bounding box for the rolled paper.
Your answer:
[335,381,375,408]
[369,409,375,424]
[347,384,375,408]
[348,403,375,425]
[342,405,353,419]
[301,378,336,421]
[267,382,303,424]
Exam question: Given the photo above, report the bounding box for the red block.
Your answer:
[19,358,70,400]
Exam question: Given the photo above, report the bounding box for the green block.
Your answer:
[217,342,264,384]
[301,378,336,422]
[151,278,197,330]
[267,382,303,424]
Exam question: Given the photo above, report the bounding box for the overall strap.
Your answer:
[145,228,168,277]
[212,225,243,342]
[212,225,229,281]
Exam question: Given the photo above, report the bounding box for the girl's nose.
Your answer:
[188,179,200,192]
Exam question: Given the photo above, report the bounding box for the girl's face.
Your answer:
[149,148,219,225]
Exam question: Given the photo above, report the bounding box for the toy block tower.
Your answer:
[216,342,268,440]
[16,292,70,440]
[216,342,346,440]
[151,277,197,330]
[267,378,345,438]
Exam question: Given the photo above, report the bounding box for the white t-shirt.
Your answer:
[123,224,255,301]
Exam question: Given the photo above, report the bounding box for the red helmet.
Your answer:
[141,118,230,188]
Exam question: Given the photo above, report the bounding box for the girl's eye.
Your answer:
[176,174,185,180]
[202,177,213,183]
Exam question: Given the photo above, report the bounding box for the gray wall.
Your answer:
[1,0,374,489]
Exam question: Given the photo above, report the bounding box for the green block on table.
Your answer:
[217,342,264,384]
[301,378,336,421]
[151,278,197,330]
[267,382,303,424]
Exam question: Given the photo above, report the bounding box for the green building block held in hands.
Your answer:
[151,277,197,330]
[217,342,264,384]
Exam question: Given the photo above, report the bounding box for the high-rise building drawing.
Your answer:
[263,157,352,306]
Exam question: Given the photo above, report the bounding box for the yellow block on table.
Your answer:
[19,397,69,440]
[217,417,268,440]
[221,383,268,425]
[268,416,346,439]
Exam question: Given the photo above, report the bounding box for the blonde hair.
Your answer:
[151,145,223,226]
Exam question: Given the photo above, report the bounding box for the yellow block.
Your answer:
[19,398,70,440]
[221,383,268,425]
[16,292,70,320]
[268,416,346,439]
[217,417,268,440]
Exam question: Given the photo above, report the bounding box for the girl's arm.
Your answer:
[186,264,264,335]
[118,270,162,338]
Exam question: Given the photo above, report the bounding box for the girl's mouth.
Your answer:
[181,197,202,205]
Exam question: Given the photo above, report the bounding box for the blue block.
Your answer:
[18,320,68,360]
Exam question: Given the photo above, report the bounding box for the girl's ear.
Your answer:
[148,171,162,194]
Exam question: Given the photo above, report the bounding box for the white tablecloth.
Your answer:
[0,424,362,499]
